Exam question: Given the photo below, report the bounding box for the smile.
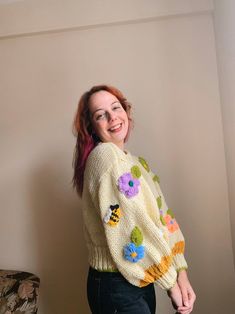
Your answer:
[109,123,122,132]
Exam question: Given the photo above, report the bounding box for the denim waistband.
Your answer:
[88,266,123,278]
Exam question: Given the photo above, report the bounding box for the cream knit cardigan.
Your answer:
[82,142,187,290]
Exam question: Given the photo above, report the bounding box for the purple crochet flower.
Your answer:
[118,172,140,198]
[123,243,145,263]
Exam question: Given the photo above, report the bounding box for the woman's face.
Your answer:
[89,90,129,150]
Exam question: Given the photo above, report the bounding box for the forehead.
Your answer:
[89,90,119,111]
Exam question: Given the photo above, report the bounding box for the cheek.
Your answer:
[123,113,129,128]
[93,122,107,135]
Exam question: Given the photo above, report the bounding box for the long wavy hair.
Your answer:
[72,85,133,196]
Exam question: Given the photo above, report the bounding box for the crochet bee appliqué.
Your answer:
[103,204,122,226]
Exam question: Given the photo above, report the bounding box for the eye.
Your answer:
[95,112,106,121]
[113,104,122,111]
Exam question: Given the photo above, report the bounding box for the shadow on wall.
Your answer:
[28,150,90,314]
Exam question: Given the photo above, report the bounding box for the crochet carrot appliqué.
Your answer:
[123,227,145,263]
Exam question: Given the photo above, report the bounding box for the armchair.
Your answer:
[0,270,40,314]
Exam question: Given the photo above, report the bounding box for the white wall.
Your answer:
[213,0,235,268]
[0,1,234,313]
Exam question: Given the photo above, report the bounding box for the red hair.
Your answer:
[72,85,133,196]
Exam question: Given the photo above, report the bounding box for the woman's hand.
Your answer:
[176,270,196,314]
[167,282,183,309]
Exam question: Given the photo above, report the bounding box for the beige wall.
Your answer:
[0,0,213,37]
[0,1,234,313]
[213,0,235,268]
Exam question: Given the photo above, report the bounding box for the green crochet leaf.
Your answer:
[167,208,175,218]
[152,174,160,183]
[131,226,143,246]
[160,215,166,226]
[138,157,150,172]
[156,196,162,209]
[131,165,141,179]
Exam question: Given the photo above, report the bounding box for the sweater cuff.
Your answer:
[176,266,188,273]
[173,253,188,272]
[155,266,178,290]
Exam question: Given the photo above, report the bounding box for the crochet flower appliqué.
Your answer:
[123,226,145,263]
[123,243,145,263]
[118,172,140,198]
[164,209,179,233]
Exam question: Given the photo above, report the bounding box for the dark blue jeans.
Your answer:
[87,267,156,314]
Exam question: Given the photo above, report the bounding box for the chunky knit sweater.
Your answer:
[82,142,187,290]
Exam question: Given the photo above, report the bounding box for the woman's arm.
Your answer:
[137,157,195,313]
[146,164,188,272]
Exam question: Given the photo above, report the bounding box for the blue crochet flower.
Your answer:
[123,243,145,263]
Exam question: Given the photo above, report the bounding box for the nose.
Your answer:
[107,111,117,122]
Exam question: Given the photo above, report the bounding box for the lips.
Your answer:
[109,123,122,132]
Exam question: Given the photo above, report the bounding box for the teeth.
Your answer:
[110,124,121,131]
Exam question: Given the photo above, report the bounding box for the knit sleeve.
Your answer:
[87,145,178,290]
[153,179,188,272]
[138,157,188,273]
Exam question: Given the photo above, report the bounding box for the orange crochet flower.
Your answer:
[164,214,179,233]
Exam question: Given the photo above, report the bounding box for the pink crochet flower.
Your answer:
[118,172,140,198]
[164,214,179,233]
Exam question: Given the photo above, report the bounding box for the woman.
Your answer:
[73,85,196,314]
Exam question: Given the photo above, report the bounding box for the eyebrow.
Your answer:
[91,101,120,118]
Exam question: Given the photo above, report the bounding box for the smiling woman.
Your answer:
[72,85,196,314]
[72,85,133,196]
[89,90,129,150]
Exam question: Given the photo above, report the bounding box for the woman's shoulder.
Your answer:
[88,142,118,162]
[85,143,119,176]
